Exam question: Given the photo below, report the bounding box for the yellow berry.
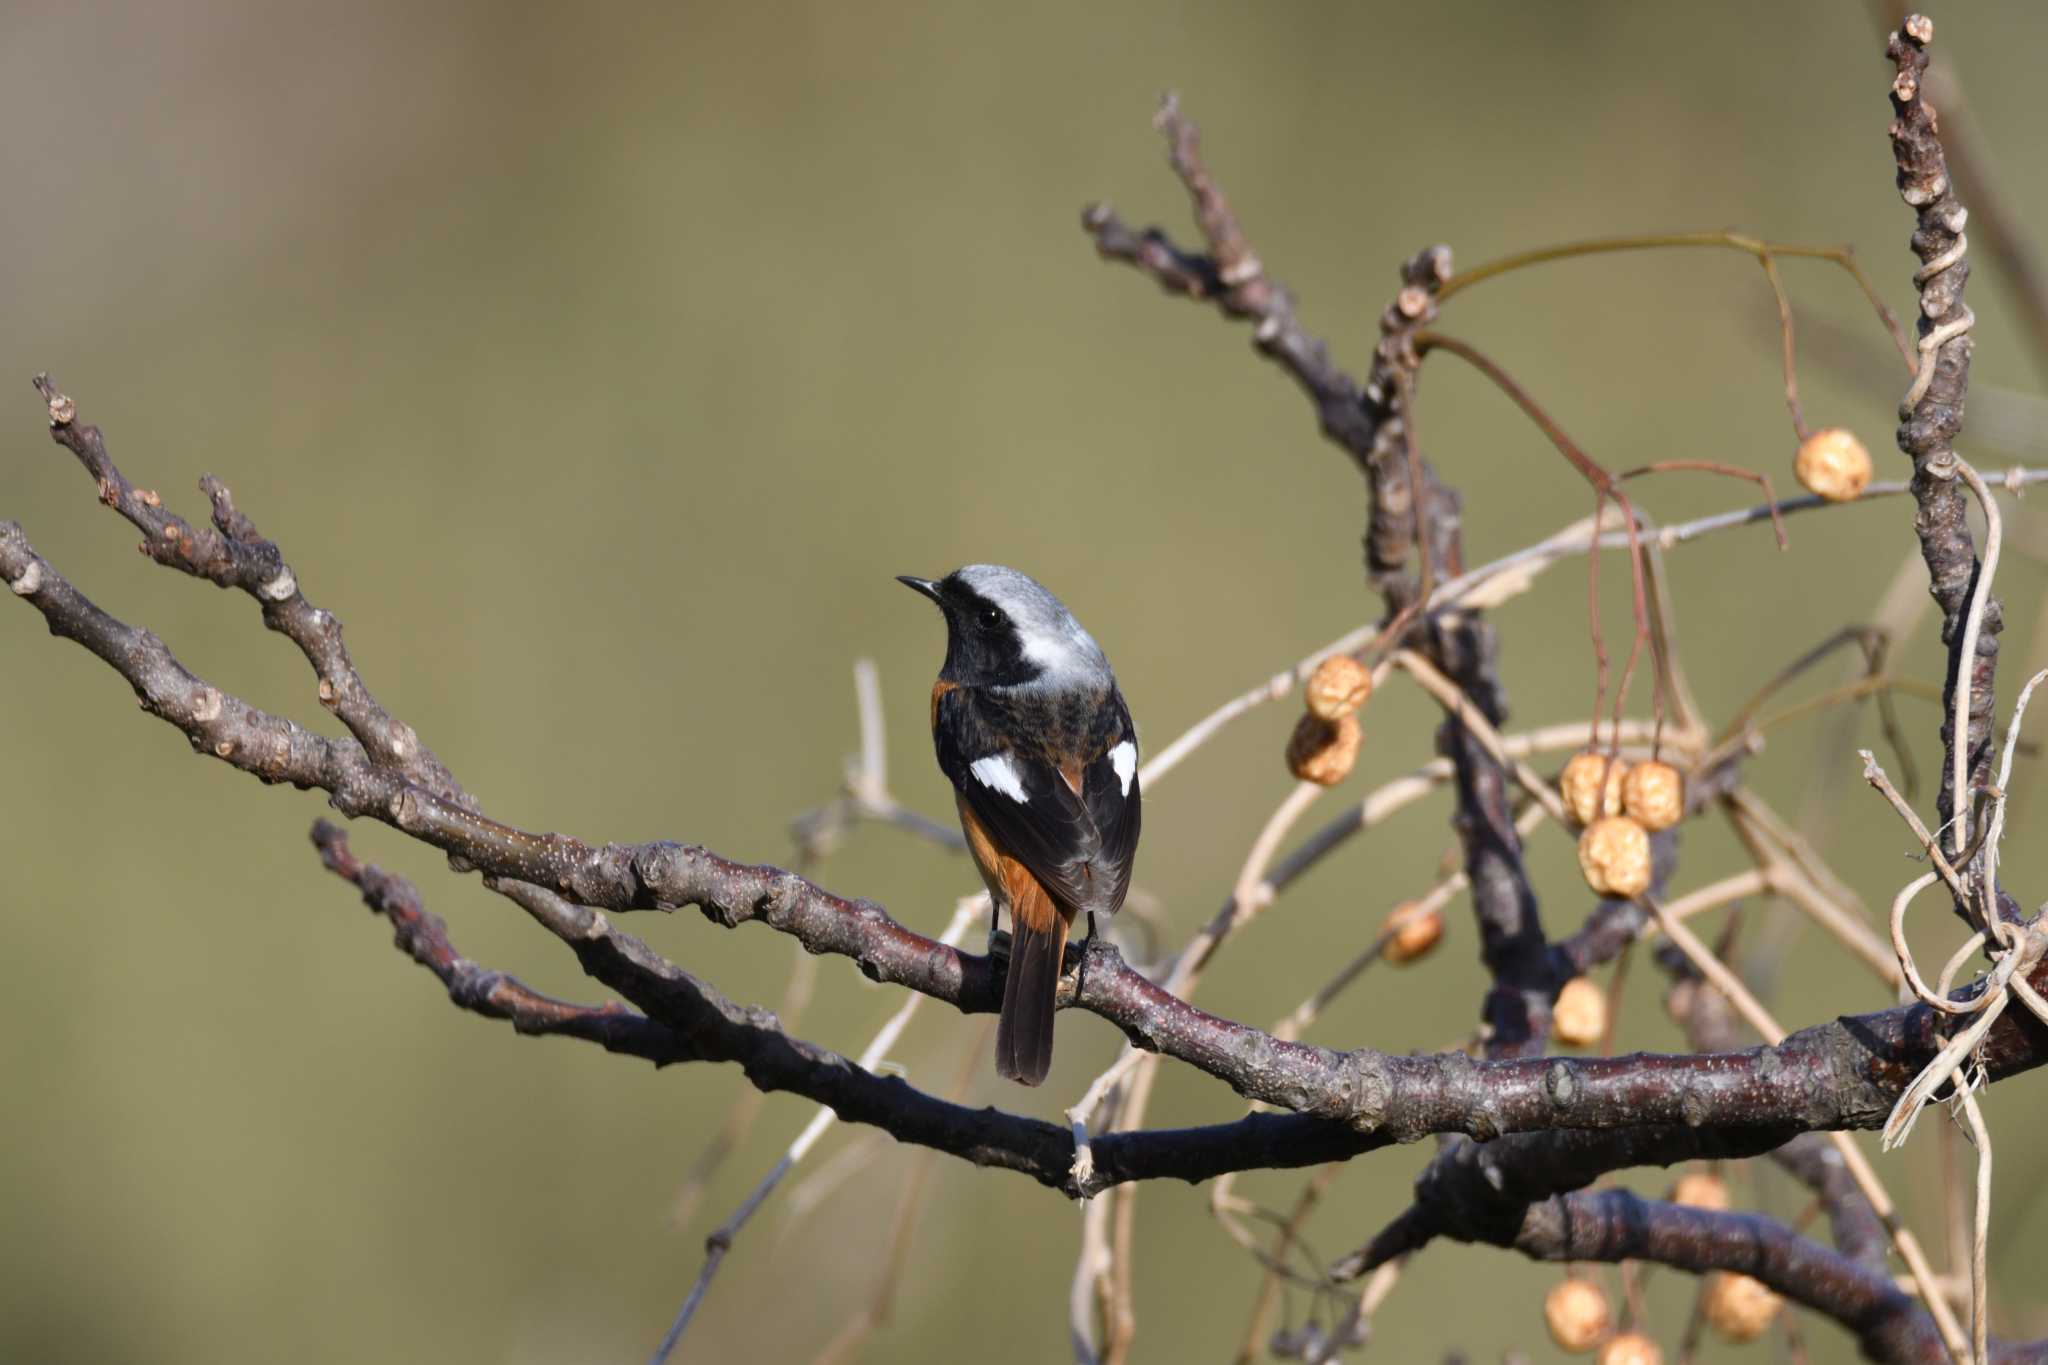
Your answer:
[1577,816,1651,898]
[1287,711,1362,786]
[1621,760,1684,832]
[1304,655,1373,722]
[1671,1171,1730,1212]
[1794,427,1872,502]
[1598,1333,1663,1365]
[1553,977,1608,1048]
[1703,1272,1782,1343]
[1559,751,1630,827]
[1379,901,1444,965]
[1544,1276,1612,1353]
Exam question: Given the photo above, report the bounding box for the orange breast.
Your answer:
[956,794,1063,932]
[929,678,958,730]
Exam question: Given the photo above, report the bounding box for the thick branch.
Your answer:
[1432,610,1555,1057]
[1084,100,1457,611]
[1885,21,2001,873]
[313,821,689,1063]
[8,516,2048,1165]
[29,375,467,804]
[1669,955,1891,1272]
[1507,1191,2036,1365]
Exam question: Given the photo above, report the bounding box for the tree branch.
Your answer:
[1885,19,2002,886]
[1505,1191,2034,1365]
[6,483,2048,1201]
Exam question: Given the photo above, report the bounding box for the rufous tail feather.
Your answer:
[995,895,1067,1086]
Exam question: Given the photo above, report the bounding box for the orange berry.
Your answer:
[1671,1171,1730,1212]
[1552,977,1608,1048]
[1304,655,1373,722]
[1559,751,1630,826]
[1577,816,1651,898]
[1703,1272,1782,1343]
[1621,760,1684,832]
[1794,428,1872,502]
[1598,1333,1663,1365]
[1286,711,1362,786]
[1544,1276,1612,1353]
[1380,901,1444,965]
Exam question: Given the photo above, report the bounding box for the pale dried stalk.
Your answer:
[1314,1257,1405,1365]
[1139,625,1382,788]
[1875,666,2048,1365]
[1127,456,2041,868]
[1945,460,2004,865]
[1229,1163,1345,1363]
[1390,649,1572,824]
[1124,454,2038,797]
[1645,895,1969,1360]
[1722,791,1903,986]
[1071,1191,1113,1365]
[1726,788,1871,928]
[1959,1088,1993,1365]
[1208,801,1556,1290]
[1068,779,1329,1188]
[650,892,986,1364]
[1072,707,1660,1168]
[671,941,818,1228]
[811,1019,993,1365]
[1073,776,1335,1363]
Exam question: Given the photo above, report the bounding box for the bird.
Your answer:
[898,565,1141,1086]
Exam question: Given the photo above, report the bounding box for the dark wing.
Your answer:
[936,689,1125,917]
[1075,692,1140,918]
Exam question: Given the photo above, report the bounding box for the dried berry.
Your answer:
[1305,655,1373,722]
[1544,1276,1612,1354]
[1287,711,1362,786]
[1380,901,1444,965]
[1577,816,1651,898]
[1552,977,1608,1048]
[1671,1171,1730,1212]
[1794,427,1872,502]
[1703,1272,1782,1343]
[1621,760,1684,832]
[1559,751,1630,827]
[1597,1333,1663,1365]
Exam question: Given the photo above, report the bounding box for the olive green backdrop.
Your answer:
[3,2,2045,1361]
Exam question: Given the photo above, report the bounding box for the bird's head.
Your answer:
[897,564,1106,690]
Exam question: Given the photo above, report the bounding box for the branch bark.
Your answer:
[1885,20,2001,888]
[6,385,2048,1209]
[1506,1192,2033,1365]
[9,21,2048,1356]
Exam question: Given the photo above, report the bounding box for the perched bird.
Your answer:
[899,566,1141,1085]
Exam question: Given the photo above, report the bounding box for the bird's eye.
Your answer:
[977,607,1003,630]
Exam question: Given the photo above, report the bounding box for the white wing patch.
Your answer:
[1109,740,1137,797]
[970,752,1029,802]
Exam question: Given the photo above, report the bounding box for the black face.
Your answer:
[898,573,1039,687]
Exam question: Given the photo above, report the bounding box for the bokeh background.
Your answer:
[5,2,2047,1361]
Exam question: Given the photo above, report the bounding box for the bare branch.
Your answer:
[1497,1191,2034,1365]
[1885,19,2002,890]
[8,509,2048,1202]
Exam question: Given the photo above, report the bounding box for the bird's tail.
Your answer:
[996,884,1068,1087]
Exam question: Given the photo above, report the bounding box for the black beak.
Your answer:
[896,575,943,605]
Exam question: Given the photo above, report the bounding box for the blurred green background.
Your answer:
[5,2,2047,1361]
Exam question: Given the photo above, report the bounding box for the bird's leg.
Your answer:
[1070,911,1100,997]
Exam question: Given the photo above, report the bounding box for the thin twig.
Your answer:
[1645,892,1969,1359]
[650,894,987,1363]
[1436,231,1911,368]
